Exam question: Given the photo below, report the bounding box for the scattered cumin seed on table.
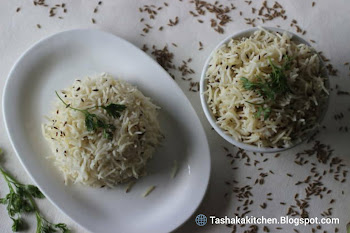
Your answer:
[141,44,148,52]
[168,16,179,26]
[198,41,203,50]
[263,226,269,232]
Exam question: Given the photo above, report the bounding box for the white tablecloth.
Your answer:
[0,0,349,232]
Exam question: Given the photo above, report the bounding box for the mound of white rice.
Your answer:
[205,29,329,148]
[42,74,163,187]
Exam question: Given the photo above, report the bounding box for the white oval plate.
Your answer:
[3,29,210,233]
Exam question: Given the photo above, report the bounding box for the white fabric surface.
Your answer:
[0,0,349,232]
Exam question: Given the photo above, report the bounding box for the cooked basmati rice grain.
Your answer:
[205,28,328,148]
[42,73,163,187]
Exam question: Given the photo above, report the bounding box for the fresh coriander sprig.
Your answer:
[268,56,292,95]
[0,166,69,233]
[246,101,271,120]
[36,212,70,233]
[0,167,41,231]
[55,91,126,140]
[241,77,275,100]
[241,55,293,120]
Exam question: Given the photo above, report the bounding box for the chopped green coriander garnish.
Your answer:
[241,55,293,120]
[55,91,126,140]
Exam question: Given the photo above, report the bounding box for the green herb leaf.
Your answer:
[240,77,275,100]
[96,118,106,128]
[36,212,70,233]
[41,224,56,233]
[55,92,126,140]
[8,192,22,216]
[102,103,126,118]
[11,217,24,232]
[268,58,290,94]
[254,106,271,120]
[0,159,70,233]
[241,56,293,120]
[240,77,255,90]
[85,114,97,131]
[103,129,112,140]
[241,56,292,99]
[26,185,45,199]
[0,197,7,204]
[262,107,271,120]
[55,223,70,233]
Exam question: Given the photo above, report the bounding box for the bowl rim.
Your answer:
[199,26,330,153]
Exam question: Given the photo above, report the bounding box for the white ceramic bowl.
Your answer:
[200,27,329,153]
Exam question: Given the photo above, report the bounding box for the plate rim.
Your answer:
[2,28,211,233]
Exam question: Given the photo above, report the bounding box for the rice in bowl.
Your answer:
[42,74,163,187]
[204,28,329,148]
